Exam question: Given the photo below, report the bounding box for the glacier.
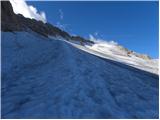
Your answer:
[1,32,159,118]
[66,37,158,75]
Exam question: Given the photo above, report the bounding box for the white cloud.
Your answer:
[56,9,74,34]
[89,34,97,41]
[56,22,66,30]
[59,9,64,20]
[89,34,118,45]
[56,22,71,31]
[10,0,47,23]
[94,32,98,36]
[109,40,118,45]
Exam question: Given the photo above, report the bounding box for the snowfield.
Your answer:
[2,32,159,118]
[66,38,159,75]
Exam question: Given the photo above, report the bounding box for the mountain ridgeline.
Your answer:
[1,1,152,60]
[1,1,93,44]
[1,1,158,118]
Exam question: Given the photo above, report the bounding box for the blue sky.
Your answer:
[27,1,158,58]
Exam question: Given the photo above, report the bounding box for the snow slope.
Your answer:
[67,38,158,75]
[2,32,159,118]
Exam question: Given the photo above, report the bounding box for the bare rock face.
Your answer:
[117,45,151,60]
[1,1,22,31]
[127,50,151,60]
[71,36,94,45]
[1,1,150,60]
[1,1,71,39]
[1,1,95,44]
[135,53,151,60]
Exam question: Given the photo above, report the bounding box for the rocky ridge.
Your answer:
[1,1,152,60]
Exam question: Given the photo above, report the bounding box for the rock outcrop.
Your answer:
[71,36,94,45]
[1,1,71,39]
[1,1,151,60]
[1,1,21,31]
[1,1,95,44]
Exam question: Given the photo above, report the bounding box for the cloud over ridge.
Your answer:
[10,0,47,23]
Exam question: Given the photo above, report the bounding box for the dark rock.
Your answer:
[71,36,94,45]
[1,1,71,39]
[1,1,94,44]
[1,1,22,31]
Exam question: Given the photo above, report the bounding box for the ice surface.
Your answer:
[1,32,159,118]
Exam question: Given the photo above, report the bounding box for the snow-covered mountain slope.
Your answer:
[2,32,159,118]
[66,39,158,75]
